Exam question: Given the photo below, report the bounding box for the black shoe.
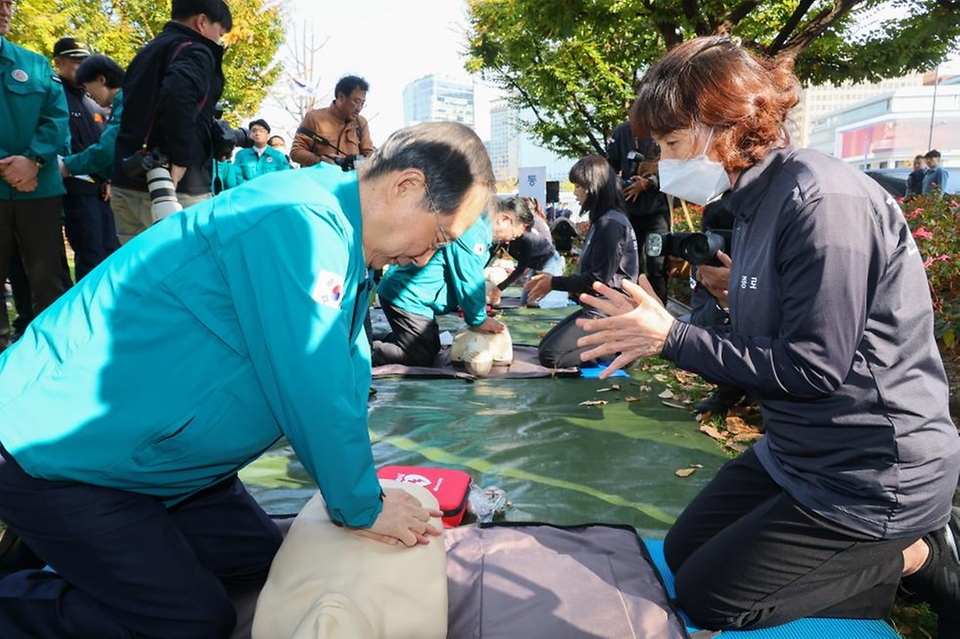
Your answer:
[694,386,746,414]
[902,511,960,638]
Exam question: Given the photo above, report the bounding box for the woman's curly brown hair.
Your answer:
[631,36,800,173]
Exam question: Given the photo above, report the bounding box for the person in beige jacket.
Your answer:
[292,75,374,167]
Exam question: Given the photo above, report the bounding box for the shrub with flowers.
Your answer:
[902,192,959,350]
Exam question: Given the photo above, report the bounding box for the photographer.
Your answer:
[606,120,669,304]
[291,75,374,168]
[110,0,233,244]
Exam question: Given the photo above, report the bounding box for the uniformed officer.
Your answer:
[230,118,291,187]
[0,121,495,638]
[0,0,70,352]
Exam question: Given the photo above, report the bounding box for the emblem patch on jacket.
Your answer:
[312,270,345,309]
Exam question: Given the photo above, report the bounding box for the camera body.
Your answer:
[212,119,254,160]
[645,230,732,267]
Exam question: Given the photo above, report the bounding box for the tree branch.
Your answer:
[640,0,683,48]
[717,0,764,35]
[682,0,710,34]
[767,0,815,54]
[776,0,864,59]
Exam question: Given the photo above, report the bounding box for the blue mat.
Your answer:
[580,365,630,379]
[643,540,901,638]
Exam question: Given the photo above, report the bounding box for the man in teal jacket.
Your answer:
[0,2,70,352]
[0,121,495,638]
[230,118,290,187]
[372,200,528,366]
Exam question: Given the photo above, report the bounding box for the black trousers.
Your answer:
[0,442,282,639]
[0,197,69,346]
[629,212,669,305]
[664,448,916,631]
[537,306,600,368]
[370,301,440,367]
[3,244,33,335]
[62,192,119,281]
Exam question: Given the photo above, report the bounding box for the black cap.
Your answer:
[53,37,91,59]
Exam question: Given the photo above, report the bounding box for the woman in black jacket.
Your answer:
[525,154,638,367]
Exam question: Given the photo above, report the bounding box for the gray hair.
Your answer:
[360,122,495,216]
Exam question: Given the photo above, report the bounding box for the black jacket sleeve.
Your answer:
[552,215,626,297]
[155,43,213,167]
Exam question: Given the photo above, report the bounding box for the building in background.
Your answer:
[402,74,475,128]
[487,100,575,186]
[788,72,927,148]
[806,74,960,170]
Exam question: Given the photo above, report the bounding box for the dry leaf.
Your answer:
[662,400,688,410]
[654,374,670,383]
[726,441,748,453]
[690,463,704,469]
[658,389,675,399]
[596,384,621,393]
[675,468,697,478]
[699,424,724,441]
[724,415,756,434]
[732,432,763,443]
[579,400,608,407]
[625,396,642,403]
[638,385,652,392]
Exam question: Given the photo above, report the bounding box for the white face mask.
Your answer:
[658,128,731,205]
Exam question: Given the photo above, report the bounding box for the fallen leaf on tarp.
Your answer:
[625,396,642,403]
[732,432,763,443]
[658,389,675,399]
[699,424,725,441]
[638,384,652,392]
[724,415,760,435]
[596,385,621,393]
[726,441,748,453]
[675,468,697,478]
[689,463,704,469]
[579,400,608,407]
[654,374,670,383]
[662,400,688,410]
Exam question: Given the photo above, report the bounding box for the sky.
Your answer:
[256,0,501,146]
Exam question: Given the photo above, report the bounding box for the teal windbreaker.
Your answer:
[0,164,383,528]
[232,146,290,185]
[0,36,69,200]
[377,216,491,327]
[62,90,123,180]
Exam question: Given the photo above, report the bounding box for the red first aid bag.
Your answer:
[377,465,472,528]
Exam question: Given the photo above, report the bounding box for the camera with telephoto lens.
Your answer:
[120,148,182,221]
[645,230,732,267]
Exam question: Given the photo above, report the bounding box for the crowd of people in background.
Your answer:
[907,149,950,197]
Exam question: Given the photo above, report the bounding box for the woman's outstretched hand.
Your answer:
[576,276,676,379]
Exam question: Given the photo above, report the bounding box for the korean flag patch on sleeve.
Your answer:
[312,269,345,309]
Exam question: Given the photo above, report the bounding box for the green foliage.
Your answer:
[903,192,960,349]
[7,0,284,123]
[465,0,960,157]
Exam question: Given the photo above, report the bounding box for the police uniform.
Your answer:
[373,216,493,367]
[0,36,70,350]
[231,145,291,186]
[0,164,382,637]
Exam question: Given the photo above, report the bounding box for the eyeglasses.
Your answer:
[424,182,452,250]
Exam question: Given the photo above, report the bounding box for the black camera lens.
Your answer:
[680,232,726,266]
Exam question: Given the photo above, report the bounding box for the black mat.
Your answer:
[371,344,579,380]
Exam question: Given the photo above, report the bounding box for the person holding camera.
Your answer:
[525,154,639,368]
[0,121,494,638]
[606,119,670,305]
[577,37,959,635]
[0,0,70,354]
[291,75,374,169]
[110,0,233,244]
